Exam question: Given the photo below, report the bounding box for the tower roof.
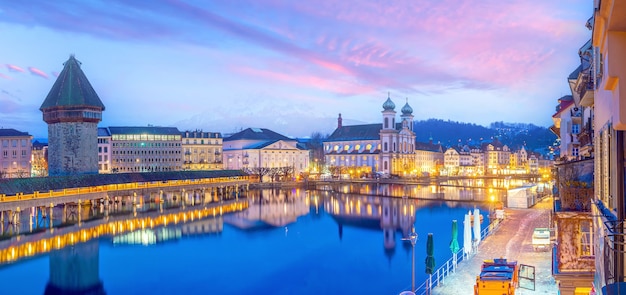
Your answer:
[401,98,413,115]
[382,93,395,111]
[40,55,105,111]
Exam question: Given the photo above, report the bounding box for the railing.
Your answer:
[397,218,503,295]
[0,175,249,202]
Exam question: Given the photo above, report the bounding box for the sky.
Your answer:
[0,0,592,139]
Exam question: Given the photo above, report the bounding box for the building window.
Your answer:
[384,118,389,129]
[572,124,580,134]
[11,140,17,147]
[580,220,593,256]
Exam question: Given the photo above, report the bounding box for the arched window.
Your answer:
[384,118,389,129]
[384,142,388,151]
[384,161,388,170]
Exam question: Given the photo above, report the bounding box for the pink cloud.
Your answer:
[0,73,12,80]
[0,0,588,95]
[6,64,25,72]
[233,64,375,96]
[28,67,49,79]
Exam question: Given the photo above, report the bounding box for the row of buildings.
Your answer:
[1,55,552,180]
[323,96,550,178]
[549,1,626,294]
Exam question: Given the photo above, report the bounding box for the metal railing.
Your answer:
[396,218,503,295]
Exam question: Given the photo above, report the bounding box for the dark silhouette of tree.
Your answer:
[244,167,270,183]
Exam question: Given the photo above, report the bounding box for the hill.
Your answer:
[414,119,556,155]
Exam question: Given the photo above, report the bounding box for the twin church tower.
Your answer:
[40,55,105,176]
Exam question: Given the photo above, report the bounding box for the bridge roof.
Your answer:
[0,170,247,196]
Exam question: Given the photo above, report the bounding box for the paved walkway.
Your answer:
[432,197,558,295]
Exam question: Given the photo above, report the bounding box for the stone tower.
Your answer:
[40,55,105,176]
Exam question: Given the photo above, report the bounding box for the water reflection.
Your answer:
[44,241,105,295]
[0,185,493,295]
[225,189,309,230]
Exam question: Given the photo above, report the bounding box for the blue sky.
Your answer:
[0,0,591,138]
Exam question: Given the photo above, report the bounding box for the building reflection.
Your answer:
[325,194,418,258]
[224,188,309,230]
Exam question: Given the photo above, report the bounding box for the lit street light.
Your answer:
[402,225,418,293]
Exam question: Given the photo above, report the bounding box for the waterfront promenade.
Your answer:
[431,196,557,295]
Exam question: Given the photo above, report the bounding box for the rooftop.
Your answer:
[40,55,105,111]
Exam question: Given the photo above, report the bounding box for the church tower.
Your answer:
[40,55,105,176]
[400,98,414,132]
[380,94,396,174]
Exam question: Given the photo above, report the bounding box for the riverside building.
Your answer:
[0,128,33,178]
[222,128,309,181]
[98,126,182,173]
[324,95,442,177]
[181,130,223,171]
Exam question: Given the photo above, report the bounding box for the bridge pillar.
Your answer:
[77,199,82,226]
[13,207,21,225]
[49,203,54,229]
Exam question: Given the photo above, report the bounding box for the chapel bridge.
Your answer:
[0,170,250,210]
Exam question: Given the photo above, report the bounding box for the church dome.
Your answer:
[382,95,395,111]
[401,101,413,115]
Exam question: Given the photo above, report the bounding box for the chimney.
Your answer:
[338,113,343,128]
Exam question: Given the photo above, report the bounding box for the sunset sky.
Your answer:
[0,0,591,139]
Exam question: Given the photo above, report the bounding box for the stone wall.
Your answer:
[48,122,99,176]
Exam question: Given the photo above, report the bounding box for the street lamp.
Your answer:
[402,225,418,293]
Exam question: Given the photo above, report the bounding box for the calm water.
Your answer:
[0,185,492,295]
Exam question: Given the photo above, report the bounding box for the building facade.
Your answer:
[324,123,382,177]
[40,55,105,176]
[97,128,112,173]
[589,1,626,293]
[100,126,182,173]
[31,140,48,177]
[380,96,416,176]
[0,129,33,178]
[181,130,223,171]
[551,95,580,162]
[325,95,433,178]
[223,128,309,181]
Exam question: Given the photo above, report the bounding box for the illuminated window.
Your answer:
[366,144,372,150]
[355,144,361,151]
[344,145,350,151]
[580,220,594,256]
[334,145,339,151]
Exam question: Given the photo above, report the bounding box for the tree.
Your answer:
[278,166,294,181]
[244,167,271,183]
[268,167,281,182]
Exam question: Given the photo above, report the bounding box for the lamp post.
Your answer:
[402,225,418,293]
